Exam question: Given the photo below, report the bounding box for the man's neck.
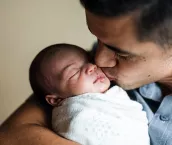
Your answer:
[158,77,172,96]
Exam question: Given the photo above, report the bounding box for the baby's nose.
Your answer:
[86,64,97,75]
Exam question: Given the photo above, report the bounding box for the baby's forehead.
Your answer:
[54,47,88,62]
[42,47,89,74]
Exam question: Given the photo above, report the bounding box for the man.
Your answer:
[81,1,172,144]
[0,0,172,145]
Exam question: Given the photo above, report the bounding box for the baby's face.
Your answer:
[46,49,110,97]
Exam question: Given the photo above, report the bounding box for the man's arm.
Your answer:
[0,96,79,145]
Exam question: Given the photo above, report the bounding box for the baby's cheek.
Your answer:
[69,81,86,95]
[76,80,92,94]
[67,80,79,94]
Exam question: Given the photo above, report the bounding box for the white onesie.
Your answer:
[52,86,150,145]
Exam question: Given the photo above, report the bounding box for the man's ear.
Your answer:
[45,94,63,106]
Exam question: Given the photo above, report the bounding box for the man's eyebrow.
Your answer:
[104,44,135,55]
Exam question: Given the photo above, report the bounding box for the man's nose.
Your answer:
[86,63,97,75]
[95,41,117,68]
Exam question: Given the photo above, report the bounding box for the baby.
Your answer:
[29,43,150,145]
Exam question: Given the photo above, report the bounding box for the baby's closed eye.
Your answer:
[69,69,80,80]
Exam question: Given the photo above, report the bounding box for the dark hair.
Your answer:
[29,43,86,104]
[80,0,172,47]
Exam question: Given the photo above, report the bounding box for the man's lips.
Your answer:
[107,75,116,81]
[101,69,117,81]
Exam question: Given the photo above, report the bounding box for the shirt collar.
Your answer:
[139,83,163,102]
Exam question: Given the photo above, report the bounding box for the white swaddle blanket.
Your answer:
[52,86,150,145]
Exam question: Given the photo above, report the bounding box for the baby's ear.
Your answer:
[45,95,63,106]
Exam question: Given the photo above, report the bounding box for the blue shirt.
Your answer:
[128,83,172,145]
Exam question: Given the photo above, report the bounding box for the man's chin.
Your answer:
[112,80,143,90]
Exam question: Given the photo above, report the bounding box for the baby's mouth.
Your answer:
[93,74,105,84]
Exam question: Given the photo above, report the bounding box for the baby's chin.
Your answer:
[101,87,109,93]
[98,79,111,93]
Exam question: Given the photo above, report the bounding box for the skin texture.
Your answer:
[0,96,79,145]
[86,11,172,90]
[43,48,110,106]
[0,47,110,145]
[1,8,172,145]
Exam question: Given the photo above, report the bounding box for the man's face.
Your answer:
[86,11,172,90]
